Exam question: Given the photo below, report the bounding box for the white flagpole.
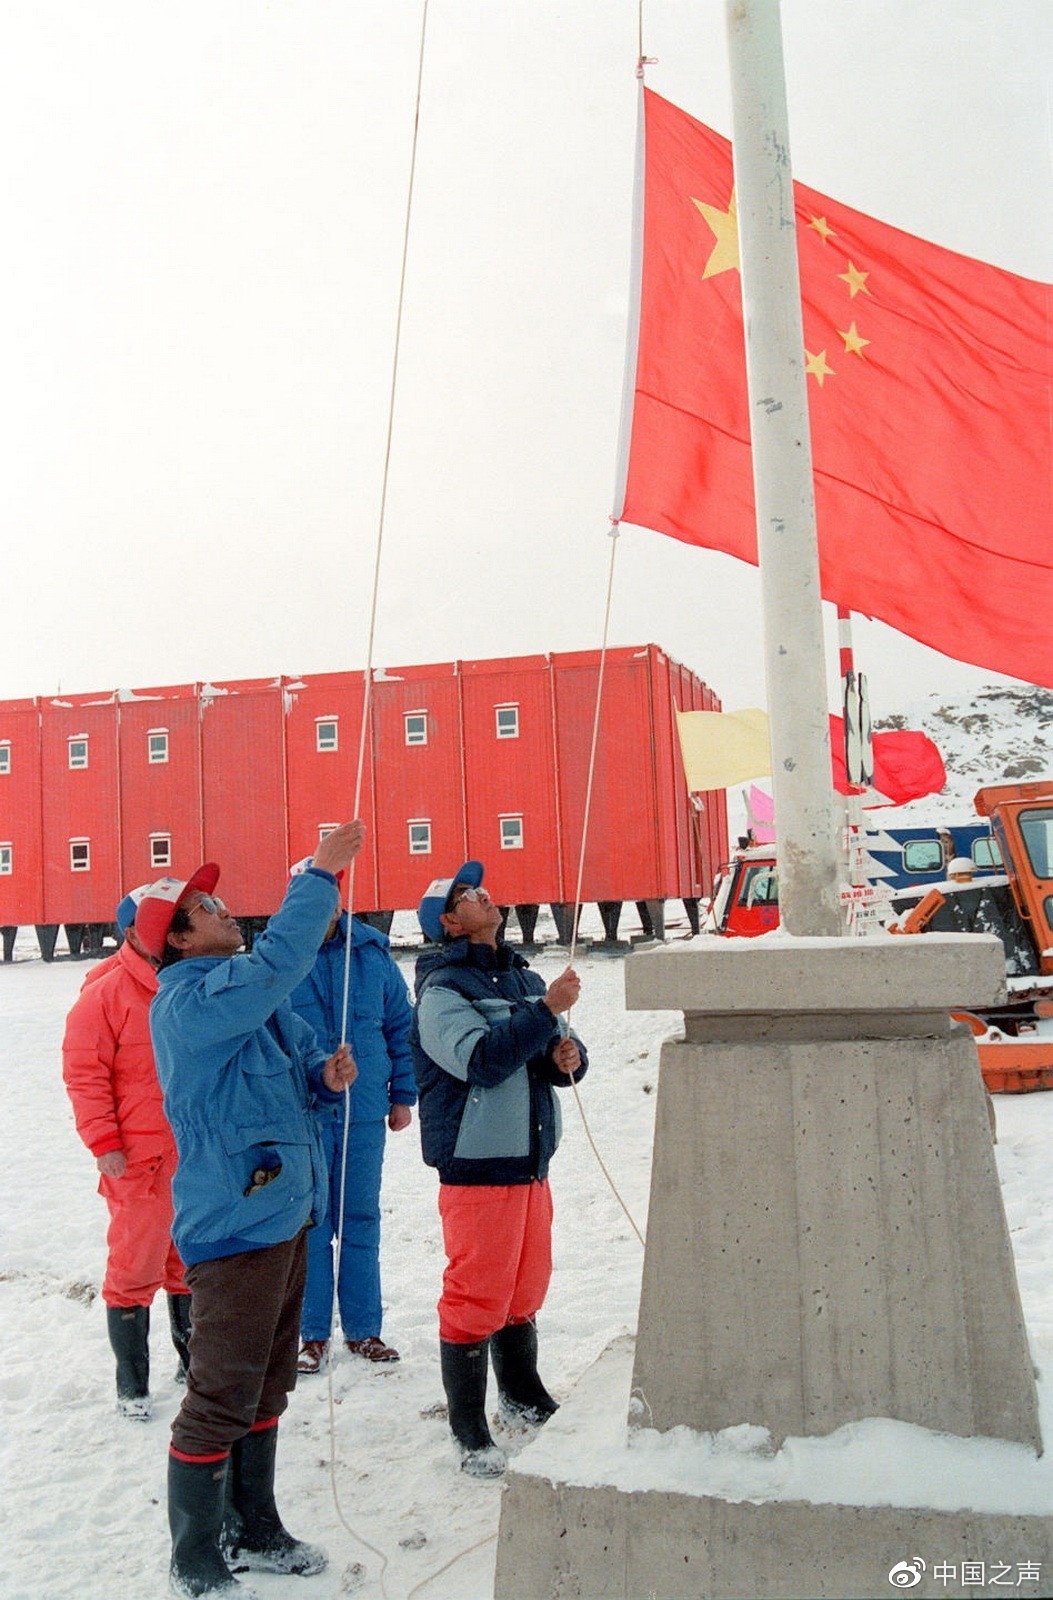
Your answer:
[725,0,841,936]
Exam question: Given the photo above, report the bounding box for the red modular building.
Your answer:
[0,645,727,959]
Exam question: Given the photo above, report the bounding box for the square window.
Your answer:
[405,712,428,747]
[150,835,172,868]
[0,744,10,775]
[68,738,89,770]
[0,843,11,875]
[70,840,91,872]
[148,731,169,764]
[318,823,338,841]
[495,705,519,739]
[902,839,943,874]
[408,820,432,855]
[500,817,524,850]
[316,719,338,752]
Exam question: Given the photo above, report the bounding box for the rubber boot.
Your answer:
[221,1423,327,1576]
[439,1339,506,1478]
[490,1319,559,1429]
[168,1292,192,1383]
[168,1453,257,1598]
[106,1304,151,1420]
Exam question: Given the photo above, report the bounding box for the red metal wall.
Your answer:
[118,686,203,893]
[283,671,378,910]
[199,681,287,916]
[371,664,465,912]
[40,697,122,924]
[0,700,44,926]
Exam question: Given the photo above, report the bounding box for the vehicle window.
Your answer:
[739,865,779,907]
[902,840,944,873]
[971,836,1002,869]
[1019,808,1053,879]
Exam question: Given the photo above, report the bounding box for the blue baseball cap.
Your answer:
[417,861,484,944]
[116,884,152,936]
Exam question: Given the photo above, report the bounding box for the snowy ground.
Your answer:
[1,924,1050,1600]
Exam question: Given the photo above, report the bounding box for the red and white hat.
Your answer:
[135,863,221,959]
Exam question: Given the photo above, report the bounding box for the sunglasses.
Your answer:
[449,885,487,911]
[190,894,228,917]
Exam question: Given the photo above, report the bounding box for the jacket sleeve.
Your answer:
[285,1006,344,1104]
[417,984,558,1089]
[382,959,417,1105]
[165,871,339,1048]
[61,987,123,1158]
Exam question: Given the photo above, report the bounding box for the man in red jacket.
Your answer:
[62,887,191,1419]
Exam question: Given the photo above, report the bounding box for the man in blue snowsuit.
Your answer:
[140,821,363,1600]
[287,860,416,1372]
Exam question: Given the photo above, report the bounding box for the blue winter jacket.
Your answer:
[150,868,344,1266]
[409,938,587,1186]
[288,913,417,1124]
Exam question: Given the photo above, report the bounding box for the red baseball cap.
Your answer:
[134,863,221,959]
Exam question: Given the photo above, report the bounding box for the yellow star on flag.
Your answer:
[692,189,740,279]
[808,215,837,243]
[805,349,835,386]
[838,261,871,298]
[839,321,870,357]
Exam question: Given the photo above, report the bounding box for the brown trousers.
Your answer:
[171,1229,307,1458]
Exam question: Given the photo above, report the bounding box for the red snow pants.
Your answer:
[98,1148,187,1307]
[437,1178,553,1344]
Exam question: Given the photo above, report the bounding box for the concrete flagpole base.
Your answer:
[494,936,1051,1600]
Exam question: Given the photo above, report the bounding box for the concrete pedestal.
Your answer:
[494,936,1050,1599]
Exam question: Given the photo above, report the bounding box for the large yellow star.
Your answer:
[692,189,740,279]
[839,321,870,357]
[805,349,835,386]
[838,261,870,298]
[808,215,837,243]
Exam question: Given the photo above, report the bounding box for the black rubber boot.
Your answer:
[168,1292,192,1380]
[439,1339,506,1478]
[168,1453,254,1598]
[490,1319,559,1428]
[106,1304,151,1419]
[222,1424,327,1576]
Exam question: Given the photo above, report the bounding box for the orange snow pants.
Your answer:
[98,1148,187,1307]
[437,1179,553,1344]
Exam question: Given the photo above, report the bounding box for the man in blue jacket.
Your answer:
[287,859,416,1373]
[139,821,363,1600]
[409,860,587,1478]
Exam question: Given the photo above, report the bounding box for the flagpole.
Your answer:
[725,0,841,937]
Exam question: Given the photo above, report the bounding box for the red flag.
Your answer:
[617,90,1053,689]
[829,718,946,807]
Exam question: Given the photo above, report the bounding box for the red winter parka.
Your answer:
[62,941,175,1164]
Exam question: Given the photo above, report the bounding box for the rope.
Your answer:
[316,4,432,1591]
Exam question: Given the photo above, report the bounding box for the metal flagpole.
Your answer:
[725,0,841,937]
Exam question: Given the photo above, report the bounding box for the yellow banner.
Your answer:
[675,708,772,790]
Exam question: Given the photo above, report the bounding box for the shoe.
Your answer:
[490,1320,558,1429]
[345,1336,399,1363]
[107,1305,151,1417]
[296,1340,328,1375]
[439,1339,506,1478]
[117,1394,153,1422]
[222,1425,328,1578]
[169,1452,258,1598]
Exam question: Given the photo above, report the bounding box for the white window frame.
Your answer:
[408,819,432,855]
[318,823,338,842]
[70,838,91,872]
[404,711,428,747]
[148,728,169,764]
[499,815,524,850]
[315,717,339,753]
[149,833,172,869]
[0,742,10,775]
[68,735,89,770]
[0,843,11,875]
[495,704,520,740]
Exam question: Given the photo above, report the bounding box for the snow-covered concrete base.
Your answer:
[494,1339,1053,1600]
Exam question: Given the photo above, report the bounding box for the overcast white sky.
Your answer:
[2,0,1050,722]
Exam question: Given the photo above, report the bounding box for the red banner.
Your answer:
[618,90,1053,689]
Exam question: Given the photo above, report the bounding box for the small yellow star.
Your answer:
[692,189,740,279]
[808,215,837,243]
[805,349,835,386]
[838,321,870,357]
[838,261,871,298]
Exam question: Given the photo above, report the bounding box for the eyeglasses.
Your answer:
[449,885,487,911]
[190,894,228,917]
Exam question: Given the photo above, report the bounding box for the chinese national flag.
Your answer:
[616,90,1053,689]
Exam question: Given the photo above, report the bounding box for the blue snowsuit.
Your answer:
[289,914,416,1343]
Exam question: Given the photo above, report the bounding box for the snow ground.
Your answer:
[1,928,1050,1600]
